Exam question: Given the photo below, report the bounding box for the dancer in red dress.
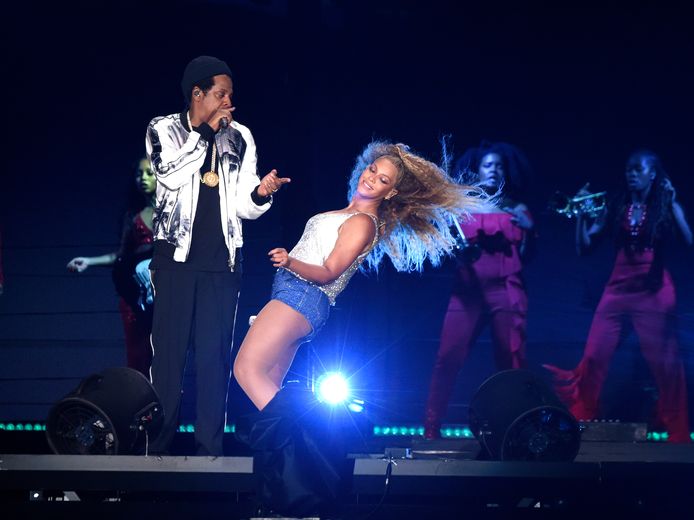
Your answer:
[423,142,534,439]
[544,150,692,443]
[67,158,156,376]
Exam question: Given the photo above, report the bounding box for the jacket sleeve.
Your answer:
[145,116,207,190]
[234,125,272,220]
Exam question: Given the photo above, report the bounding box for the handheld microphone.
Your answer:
[220,117,229,129]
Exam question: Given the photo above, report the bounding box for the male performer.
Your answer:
[146,55,289,455]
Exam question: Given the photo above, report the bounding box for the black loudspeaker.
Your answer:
[46,367,163,455]
[469,369,581,461]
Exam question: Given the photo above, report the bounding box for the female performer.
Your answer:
[544,150,692,443]
[422,141,535,439]
[67,158,156,376]
[233,141,488,411]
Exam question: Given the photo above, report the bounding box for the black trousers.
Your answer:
[149,269,241,455]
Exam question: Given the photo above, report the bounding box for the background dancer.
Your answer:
[544,150,692,443]
[423,141,534,440]
[67,157,156,376]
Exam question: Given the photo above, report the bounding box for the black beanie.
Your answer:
[181,55,232,99]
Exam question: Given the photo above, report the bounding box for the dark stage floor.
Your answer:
[2,433,694,519]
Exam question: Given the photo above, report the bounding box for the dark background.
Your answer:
[2,0,693,429]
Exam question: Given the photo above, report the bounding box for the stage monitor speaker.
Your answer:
[46,367,162,455]
[469,369,581,461]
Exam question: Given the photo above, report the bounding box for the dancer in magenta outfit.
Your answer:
[423,142,535,439]
[545,150,692,443]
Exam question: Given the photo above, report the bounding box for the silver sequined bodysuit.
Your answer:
[284,212,379,305]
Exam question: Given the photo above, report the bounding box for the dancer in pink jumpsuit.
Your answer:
[424,142,534,439]
[545,150,692,443]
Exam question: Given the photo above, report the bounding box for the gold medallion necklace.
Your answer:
[187,111,220,187]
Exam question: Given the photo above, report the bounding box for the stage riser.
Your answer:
[2,456,693,501]
[2,486,693,517]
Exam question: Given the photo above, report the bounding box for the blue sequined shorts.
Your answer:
[271,268,330,340]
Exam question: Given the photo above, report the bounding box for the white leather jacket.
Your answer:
[145,113,271,269]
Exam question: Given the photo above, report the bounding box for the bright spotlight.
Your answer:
[315,372,350,405]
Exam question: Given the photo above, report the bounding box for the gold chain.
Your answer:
[187,111,219,186]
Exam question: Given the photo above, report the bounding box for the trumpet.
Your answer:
[452,218,481,264]
[548,190,607,219]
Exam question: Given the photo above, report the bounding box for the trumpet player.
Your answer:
[423,141,535,439]
[545,150,692,443]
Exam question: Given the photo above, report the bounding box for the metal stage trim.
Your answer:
[0,454,255,493]
[4,449,694,495]
[3,450,694,515]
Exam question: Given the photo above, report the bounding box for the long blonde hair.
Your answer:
[348,141,490,271]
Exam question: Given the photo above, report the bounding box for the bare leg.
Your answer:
[234,300,312,410]
[267,341,303,388]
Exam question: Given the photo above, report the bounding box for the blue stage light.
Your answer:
[315,372,350,405]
